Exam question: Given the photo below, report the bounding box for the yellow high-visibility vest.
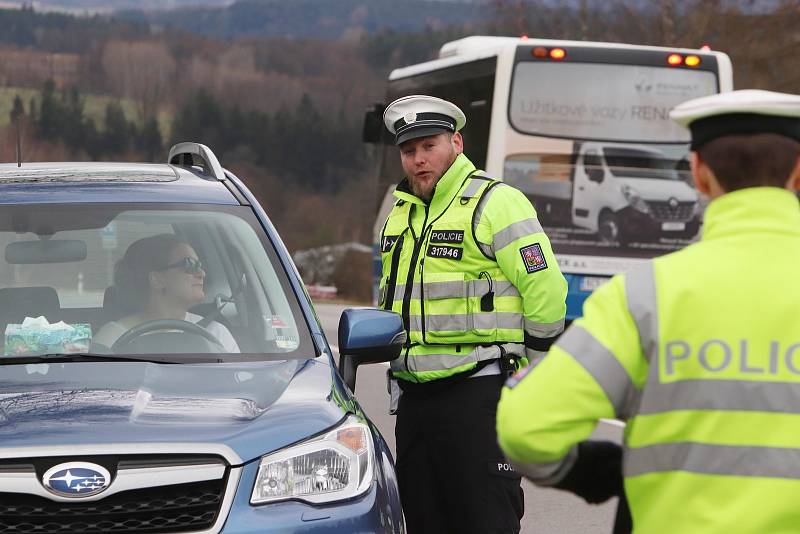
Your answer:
[380,153,567,382]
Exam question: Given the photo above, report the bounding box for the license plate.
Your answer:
[579,276,609,292]
[662,222,685,231]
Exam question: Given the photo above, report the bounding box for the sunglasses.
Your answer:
[164,257,204,274]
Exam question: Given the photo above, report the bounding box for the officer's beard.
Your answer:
[411,148,458,203]
[411,178,436,203]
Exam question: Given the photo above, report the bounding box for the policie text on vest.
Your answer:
[665,339,800,376]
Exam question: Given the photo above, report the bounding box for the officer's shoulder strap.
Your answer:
[471,177,509,260]
[379,216,390,244]
[472,176,506,213]
[460,172,499,203]
[382,196,411,242]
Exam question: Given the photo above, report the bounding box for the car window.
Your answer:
[0,203,313,359]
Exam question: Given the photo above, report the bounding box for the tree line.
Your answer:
[10,81,365,193]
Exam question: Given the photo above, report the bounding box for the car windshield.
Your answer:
[604,147,681,180]
[0,203,314,361]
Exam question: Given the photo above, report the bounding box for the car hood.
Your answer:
[0,358,347,464]
[617,177,698,202]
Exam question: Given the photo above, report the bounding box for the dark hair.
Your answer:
[698,133,800,192]
[113,234,191,312]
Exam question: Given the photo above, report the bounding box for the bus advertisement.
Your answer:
[363,36,733,320]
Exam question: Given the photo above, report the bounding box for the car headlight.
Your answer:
[250,417,374,505]
[691,196,702,216]
[620,184,650,214]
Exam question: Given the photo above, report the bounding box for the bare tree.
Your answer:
[101,40,177,119]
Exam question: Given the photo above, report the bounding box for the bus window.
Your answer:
[509,62,717,143]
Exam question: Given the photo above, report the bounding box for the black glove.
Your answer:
[613,491,633,534]
[552,440,623,504]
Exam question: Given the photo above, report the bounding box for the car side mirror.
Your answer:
[362,103,387,144]
[337,308,405,392]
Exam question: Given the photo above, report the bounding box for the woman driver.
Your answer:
[95,233,239,352]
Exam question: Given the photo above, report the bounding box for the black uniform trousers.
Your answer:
[395,374,524,534]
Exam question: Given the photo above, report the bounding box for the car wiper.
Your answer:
[0,353,224,365]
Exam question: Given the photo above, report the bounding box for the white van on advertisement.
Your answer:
[508,142,701,246]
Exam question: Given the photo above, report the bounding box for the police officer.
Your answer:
[380,95,567,533]
[496,89,800,533]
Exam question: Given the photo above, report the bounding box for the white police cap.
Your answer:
[383,95,467,146]
[670,89,800,149]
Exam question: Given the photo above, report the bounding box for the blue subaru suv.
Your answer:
[0,143,405,533]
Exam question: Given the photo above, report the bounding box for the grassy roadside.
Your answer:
[0,86,172,137]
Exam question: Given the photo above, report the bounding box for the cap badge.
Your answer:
[403,111,417,125]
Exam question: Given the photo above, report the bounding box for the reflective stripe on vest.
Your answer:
[390,343,526,374]
[555,324,637,419]
[525,317,565,338]
[625,442,800,480]
[492,218,545,252]
[391,279,521,302]
[638,379,800,415]
[625,262,659,363]
[408,312,524,333]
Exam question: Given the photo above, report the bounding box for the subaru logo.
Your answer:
[668,197,679,209]
[42,462,111,498]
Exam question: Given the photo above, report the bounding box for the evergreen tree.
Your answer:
[83,118,102,160]
[171,89,226,154]
[62,87,87,154]
[28,96,37,124]
[9,95,24,123]
[103,101,132,156]
[136,116,162,161]
[36,80,60,141]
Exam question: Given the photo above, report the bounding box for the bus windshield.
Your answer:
[509,62,718,143]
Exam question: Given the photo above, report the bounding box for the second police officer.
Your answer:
[379,95,568,533]
[496,89,800,533]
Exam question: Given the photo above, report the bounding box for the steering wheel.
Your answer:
[111,319,225,353]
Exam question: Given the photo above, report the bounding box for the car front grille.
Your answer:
[645,200,694,221]
[0,453,235,534]
[0,478,225,533]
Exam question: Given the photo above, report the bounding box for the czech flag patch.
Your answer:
[520,243,548,274]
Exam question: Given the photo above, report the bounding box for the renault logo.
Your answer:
[668,197,679,210]
[42,462,110,498]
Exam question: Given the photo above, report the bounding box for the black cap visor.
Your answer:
[396,126,454,146]
[690,113,800,149]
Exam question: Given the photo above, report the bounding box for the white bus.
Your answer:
[363,36,733,320]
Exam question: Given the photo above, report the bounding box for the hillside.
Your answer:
[0,0,234,14]
[119,0,490,40]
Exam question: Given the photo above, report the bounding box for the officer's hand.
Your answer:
[552,440,623,504]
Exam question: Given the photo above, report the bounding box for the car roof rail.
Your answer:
[168,142,226,181]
